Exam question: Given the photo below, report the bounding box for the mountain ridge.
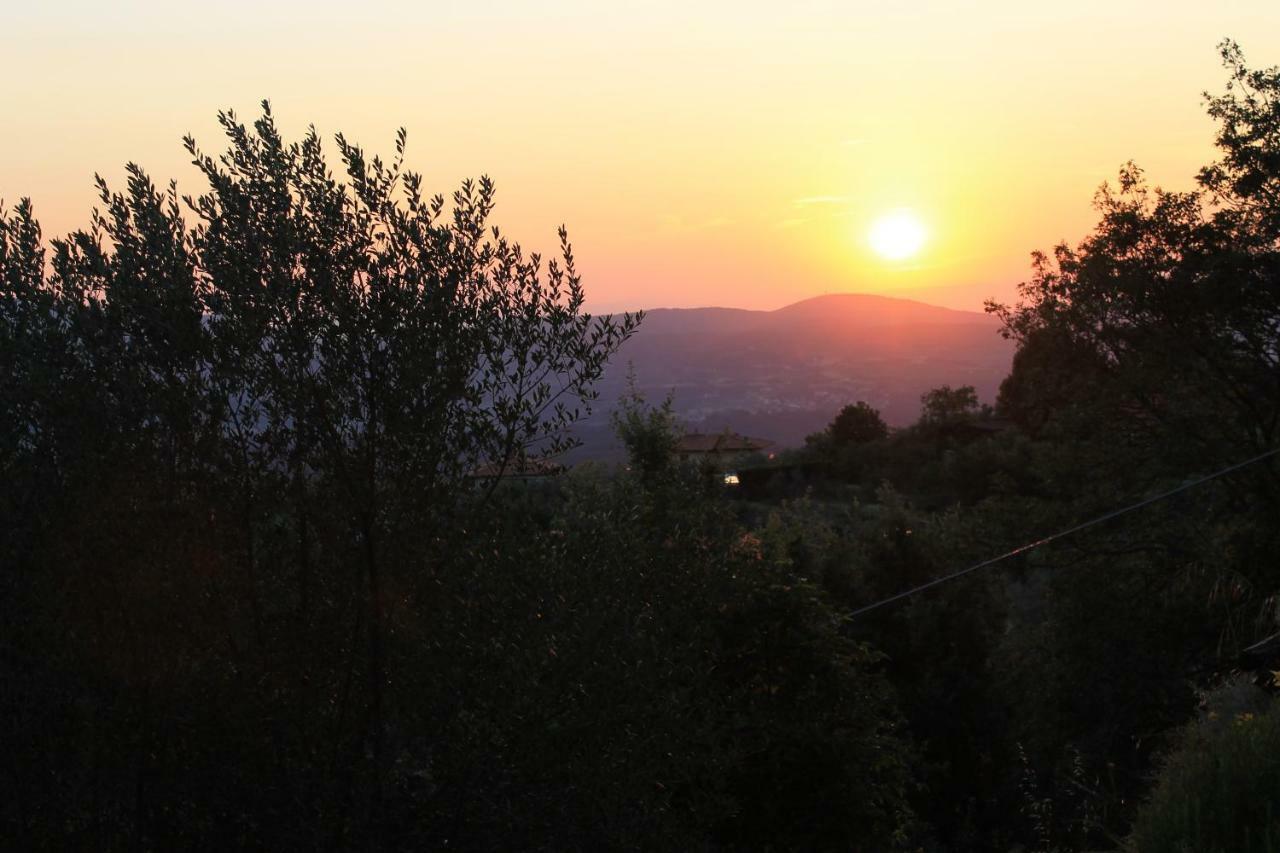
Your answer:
[638,291,995,318]
[570,291,1014,459]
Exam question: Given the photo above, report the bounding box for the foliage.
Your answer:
[1200,40,1280,243]
[826,400,889,446]
[0,104,925,852]
[610,367,680,482]
[0,104,638,849]
[919,384,981,426]
[995,325,1109,436]
[1127,684,1280,853]
[979,40,1280,850]
[988,39,1280,482]
[421,464,921,850]
[5,37,1280,853]
[760,44,1280,846]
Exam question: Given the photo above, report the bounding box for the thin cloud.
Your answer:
[660,214,735,233]
[792,195,849,207]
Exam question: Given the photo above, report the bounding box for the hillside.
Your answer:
[570,292,1014,458]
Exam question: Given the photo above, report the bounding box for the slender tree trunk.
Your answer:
[132,678,150,853]
[295,461,311,621]
[362,505,385,845]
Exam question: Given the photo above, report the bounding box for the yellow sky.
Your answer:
[3,1,1278,312]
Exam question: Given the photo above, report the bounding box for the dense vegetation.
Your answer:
[2,41,1279,852]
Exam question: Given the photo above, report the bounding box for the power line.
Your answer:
[848,447,1280,619]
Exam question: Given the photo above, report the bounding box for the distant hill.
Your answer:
[640,293,998,337]
[569,292,1014,460]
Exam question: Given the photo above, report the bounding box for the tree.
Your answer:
[827,400,889,446]
[989,42,1280,466]
[987,42,1280,634]
[0,103,638,848]
[610,367,679,482]
[919,384,980,425]
[180,109,639,820]
[977,43,1280,848]
[995,325,1107,436]
[1199,40,1280,245]
[430,460,921,850]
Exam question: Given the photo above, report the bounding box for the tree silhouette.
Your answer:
[920,384,980,425]
[827,401,889,446]
[0,102,639,846]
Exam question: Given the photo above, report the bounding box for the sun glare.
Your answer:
[868,210,927,261]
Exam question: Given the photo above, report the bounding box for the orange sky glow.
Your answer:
[3,1,1280,313]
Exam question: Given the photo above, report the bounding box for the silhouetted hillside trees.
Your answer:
[736,41,1280,852]
[429,464,919,850]
[0,106,926,851]
[6,39,1280,853]
[972,43,1280,850]
[991,41,1280,482]
[0,104,637,847]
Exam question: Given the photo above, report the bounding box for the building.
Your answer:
[675,430,774,484]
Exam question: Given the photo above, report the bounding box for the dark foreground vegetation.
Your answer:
[3,42,1280,852]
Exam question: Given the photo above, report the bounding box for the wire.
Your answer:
[1242,631,1280,656]
[848,447,1280,619]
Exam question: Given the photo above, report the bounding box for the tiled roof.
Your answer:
[676,431,774,454]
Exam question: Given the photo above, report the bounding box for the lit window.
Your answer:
[723,473,741,486]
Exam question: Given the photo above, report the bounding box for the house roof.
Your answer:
[676,431,775,454]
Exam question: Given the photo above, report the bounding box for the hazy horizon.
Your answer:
[614,287,1003,315]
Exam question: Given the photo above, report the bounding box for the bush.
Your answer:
[1127,682,1280,853]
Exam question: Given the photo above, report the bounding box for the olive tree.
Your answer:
[0,102,638,846]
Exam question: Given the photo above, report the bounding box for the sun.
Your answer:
[868,210,927,261]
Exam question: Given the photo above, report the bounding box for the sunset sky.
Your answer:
[3,1,1279,313]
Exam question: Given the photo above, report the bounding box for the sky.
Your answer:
[3,1,1280,313]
